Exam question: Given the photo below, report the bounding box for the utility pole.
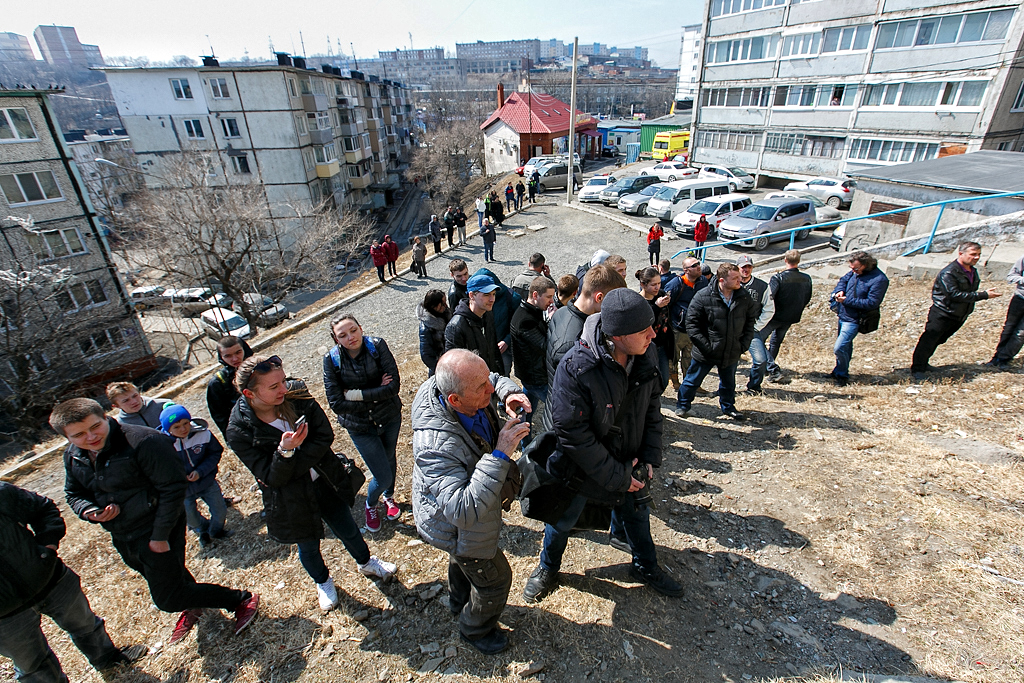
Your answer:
[566,36,579,206]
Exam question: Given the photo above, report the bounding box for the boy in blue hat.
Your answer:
[160,404,229,548]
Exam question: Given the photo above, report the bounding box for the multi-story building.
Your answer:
[100,55,412,221]
[358,48,465,87]
[0,87,155,409]
[33,25,104,68]
[692,0,1024,185]
[64,132,144,226]
[0,32,35,62]
[458,39,540,74]
[675,25,703,106]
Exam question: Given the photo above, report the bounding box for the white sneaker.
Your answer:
[358,556,397,581]
[316,577,338,611]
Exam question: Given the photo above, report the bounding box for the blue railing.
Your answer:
[670,189,1024,260]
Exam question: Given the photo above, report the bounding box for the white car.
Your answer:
[233,294,290,327]
[783,176,856,207]
[698,165,755,191]
[200,307,252,340]
[764,191,842,225]
[641,162,698,182]
[671,193,752,238]
[577,175,614,202]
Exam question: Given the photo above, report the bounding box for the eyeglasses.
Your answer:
[244,356,282,389]
[685,264,702,269]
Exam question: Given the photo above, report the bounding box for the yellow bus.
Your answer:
[651,130,690,161]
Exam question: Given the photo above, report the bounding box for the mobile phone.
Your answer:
[294,415,307,428]
[515,406,526,418]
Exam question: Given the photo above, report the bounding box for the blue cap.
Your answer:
[466,273,500,293]
[159,404,191,432]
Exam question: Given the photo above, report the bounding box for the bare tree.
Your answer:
[406,119,483,216]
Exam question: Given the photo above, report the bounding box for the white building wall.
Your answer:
[676,25,703,103]
[483,121,521,175]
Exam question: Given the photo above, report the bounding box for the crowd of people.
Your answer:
[4,218,1022,678]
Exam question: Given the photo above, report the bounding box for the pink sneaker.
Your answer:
[365,503,381,533]
[382,495,401,521]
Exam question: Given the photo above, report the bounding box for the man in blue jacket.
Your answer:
[830,251,890,386]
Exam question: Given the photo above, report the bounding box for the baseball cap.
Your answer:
[735,255,754,267]
[466,273,500,293]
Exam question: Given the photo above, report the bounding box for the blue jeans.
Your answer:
[0,568,124,681]
[540,493,658,572]
[747,334,768,391]
[477,210,483,228]
[521,383,548,446]
[656,345,671,394]
[832,320,860,379]
[296,484,371,583]
[348,420,401,507]
[483,241,494,261]
[184,479,226,537]
[676,358,738,413]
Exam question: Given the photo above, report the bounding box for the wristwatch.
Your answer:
[277,447,296,459]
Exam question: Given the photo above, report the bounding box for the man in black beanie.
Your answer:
[522,288,684,603]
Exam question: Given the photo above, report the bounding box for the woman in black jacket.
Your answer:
[637,267,673,392]
[227,355,396,612]
[323,315,403,534]
[417,290,450,376]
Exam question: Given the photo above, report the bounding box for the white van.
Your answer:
[645,179,732,221]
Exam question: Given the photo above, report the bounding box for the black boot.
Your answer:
[629,563,684,597]
[522,565,559,604]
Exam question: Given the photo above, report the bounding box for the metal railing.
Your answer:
[670,189,1024,260]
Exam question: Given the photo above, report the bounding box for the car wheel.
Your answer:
[668,175,677,182]
[753,236,770,251]
[796,227,810,240]
[640,171,648,176]
[729,183,737,192]
[826,196,841,208]
[135,303,147,311]
[636,203,648,216]
[538,184,546,194]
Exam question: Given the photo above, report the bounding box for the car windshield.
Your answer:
[728,168,748,177]
[653,187,676,201]
[611,179,633,190]
[220,316,248,331]
[806,195,825,207]
[688,200,721,215]
[586,178,609,186]
[738,204,777,220]
[638,185,661,197]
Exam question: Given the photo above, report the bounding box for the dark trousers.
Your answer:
[111,515,243,613]
[993,294,1024,363]
[387,260,397,277]
[912,307,967,372]
[761,320,792,374]
[540,493,658,572]
[506,197,513,212]
[446,226,454,247]
[0,568,124,681]
[483,241,494,262]
[413,259,427,278]
[296,485,372,584]
[432,240,442,254]
[375,265,386,283]
[677,358,738,413]
[448,550,512,639]
[515,194,523,210]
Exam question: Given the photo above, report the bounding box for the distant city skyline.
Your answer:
[5,0,702,68]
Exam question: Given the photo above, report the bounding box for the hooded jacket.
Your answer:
[445,299,503,375]
[930,259,988,319]
[685,283,757,367]
[545,313,664,506]
[382,236,399,262]
[226,381,347,544]
[323,336,403,432]
[474,268,521,350]
[64,418,186,542]
[417,303,449,376]
[0,483,67,618]
[370,243,388,267]
[510,300,548,386]
[165,422,223,498]
[411,373,518,559]
[428,218,442,241]
[206,338,254,436]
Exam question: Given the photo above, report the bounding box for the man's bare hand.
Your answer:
[87,504,120,523]
[504,393,532,417]
[186,471,200,482]
[498,340,508,354]
[986,288,1002,298]
[496,417,531,455]
[148,540,170,554]
[628,458,644,492]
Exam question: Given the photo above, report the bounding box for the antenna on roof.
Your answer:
[350,42,358,69]
[299,31,307,58]
[268,36,275,58]
[205,34,216,58]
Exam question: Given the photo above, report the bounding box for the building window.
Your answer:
[170,78,193,100]
[79,328,129,358]
[700,87,771,107]
[765,132,851,157]
[295,114,307,136]
[26,228,87,259]
[183,119,204,139]
[56,280,107,311]
[347,164,361,178]
[849,138,940,163]
[0,108,37,142]
[816,84,859,107]
[307,112,331,130]
[1013,82,1024,111]
[875,10,1014,50]
[711,0,786,18]
[0,171,63,206]
[706,35,779,64]
[289,78,297,97]
[822,25,871,53]
[231,155,251,174]
[697,130,760,151]
[863,81,986,108]
[997,141,1013,150]
[221,118,240,138]
[209,77,230,98]
[313,143,337,164]
[782,33,820,58]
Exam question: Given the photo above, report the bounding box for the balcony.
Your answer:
[344,147,367,164]
[302,93,329,112]
[348,173,371,189]
[308,128,333,145]
[338,122,362,136]
[315,160,340,178]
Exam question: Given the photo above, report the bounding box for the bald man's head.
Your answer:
[435,349,493,415]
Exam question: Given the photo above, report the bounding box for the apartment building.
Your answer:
[33,25,104,68]
[676,25,703,106]
[64,132,143,222]
[692,0,1024,184]
[101,55,413,221]
[0,88,155,406]
[0,32,35,62]
[359,48,465,87]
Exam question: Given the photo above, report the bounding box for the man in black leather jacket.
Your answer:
[0,483,144,679]
[911,241,1001,378]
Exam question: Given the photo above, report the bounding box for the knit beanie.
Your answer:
[159,404,191,432]
[601,288,655,336]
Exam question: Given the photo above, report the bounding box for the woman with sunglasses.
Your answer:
[323,314,403,534]
[226,355,396,612]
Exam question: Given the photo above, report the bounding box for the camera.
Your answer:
[631,463,654,508]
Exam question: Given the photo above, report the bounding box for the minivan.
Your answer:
[600,175,661,205]
[130,285,167,310]
[651,130,690,161]
[537,163,582,192]
[645,179,732,221]
[671,193,752,238]
[717,197,817,250]
[200,307,252,340]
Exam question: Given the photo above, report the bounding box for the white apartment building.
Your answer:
[676,25,703,105]
[692,0,1024,184]
[65,133,143,221]
[101,56,412,222]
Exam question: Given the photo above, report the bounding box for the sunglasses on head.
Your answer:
[245,356,282,388]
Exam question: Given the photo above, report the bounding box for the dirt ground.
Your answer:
[4,271,1022,683]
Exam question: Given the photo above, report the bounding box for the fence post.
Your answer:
[922,204,946,255]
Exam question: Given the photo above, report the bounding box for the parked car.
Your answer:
[698,165,755,192]
[641,161,697,182]
[617,182,666,216]
[523,153,580,179]
[206,292,234,309]
[577,174,615,202]
[645,179,732,221]
[783,177,856,208]
[537,163,582,192]
[717,197,817,251]
[200,307,252,340]
[600,175,661,205]
[764,191,842,225]
[671,153,689,163]
[233,294,290,327]
[829,224,846,250]
[129,285,167,310]
[671,193,752,238]
[163,287,217,316]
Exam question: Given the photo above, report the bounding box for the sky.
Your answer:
[7,0,703,68]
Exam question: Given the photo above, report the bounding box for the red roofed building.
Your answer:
[480,84,599,175]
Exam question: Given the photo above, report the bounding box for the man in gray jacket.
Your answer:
[988,253,1024,369]
[411,350,531,655]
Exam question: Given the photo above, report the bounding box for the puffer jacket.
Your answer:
[323,336,402,433]
[447,279,468,312]
[545,302,589,382]
[370,243,388,267]
[546,313,663,506]
[685,284,757,367]
[206,338,254,436]
[411,373,518,559]
[166,423,223,498]
[445,299,503,375]
[226,381,349,544]
[417,303,449,376]
[510,301,548,386]
[832,266,889,324]
[0,483,66,618]
[114,396,165,429]
[931,260,988,319]
[64,419,186,542]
